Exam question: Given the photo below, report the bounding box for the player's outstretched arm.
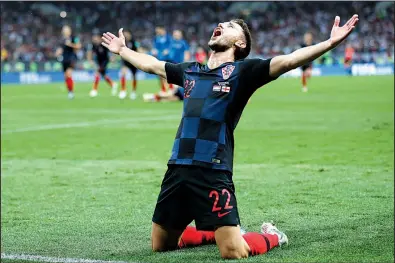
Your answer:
[101,28,166,78]
[269,15,359,77]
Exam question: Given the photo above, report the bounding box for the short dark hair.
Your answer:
[232,19,251,60]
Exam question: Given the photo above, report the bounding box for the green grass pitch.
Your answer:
[1,75,394,263]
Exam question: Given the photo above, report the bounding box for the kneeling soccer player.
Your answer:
[101,14,358,259]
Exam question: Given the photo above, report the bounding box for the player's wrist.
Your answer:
[326,39,336,49]
[119,46,128,56]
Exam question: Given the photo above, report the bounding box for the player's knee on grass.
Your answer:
[215,226,249,259]
[151,222,184,252]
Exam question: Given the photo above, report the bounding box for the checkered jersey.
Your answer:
[165,59,276,172]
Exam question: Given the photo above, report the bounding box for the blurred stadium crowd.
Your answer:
[1,1,394,72]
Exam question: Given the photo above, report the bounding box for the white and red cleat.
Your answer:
[261,222,288,246]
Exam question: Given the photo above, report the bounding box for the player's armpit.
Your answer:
[164,62,193,86]
[148,60,167,78]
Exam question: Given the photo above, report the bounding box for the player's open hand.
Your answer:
[102,28,126,55]
[329,15,359,47]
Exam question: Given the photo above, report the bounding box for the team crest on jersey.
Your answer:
[184,79,195,98]
[221,65,235,80]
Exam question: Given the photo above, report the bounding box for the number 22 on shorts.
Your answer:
[209,189,233,218]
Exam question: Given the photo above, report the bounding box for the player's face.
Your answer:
[155,27,165,36]
[62,26,71,37]
[304,33,313,45]
[173,30,182,40]
[208,21,244,52]
[124,31,131,41]
[92,35,101,44]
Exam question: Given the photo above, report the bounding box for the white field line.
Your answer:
[1,115,179,134]
[1,109,180,115]
[0,253,133,263]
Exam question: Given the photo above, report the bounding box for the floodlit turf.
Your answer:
[1,75,394,263]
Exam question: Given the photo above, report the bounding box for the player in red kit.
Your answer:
[102,14,359,259]
[55,25,81,99]
[344,43,355,76]
[88,33,118,97]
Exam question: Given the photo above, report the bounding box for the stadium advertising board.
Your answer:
[1,64,393,84]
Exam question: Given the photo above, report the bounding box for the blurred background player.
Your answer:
[88,32,117,97]
[151,25,172,94]
[143,86,184,103]
[344,43,355,76]
[168,29,190,92]
[195,47,208,64]
[300,32,314,92]
[119,30,140,100]
[55,25,81,99]
[169,30,190,65]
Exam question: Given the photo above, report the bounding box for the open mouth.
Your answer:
[213,28,222,37]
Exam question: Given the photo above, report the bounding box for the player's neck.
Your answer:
[207,50,235,69]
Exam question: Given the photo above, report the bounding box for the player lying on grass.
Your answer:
[142,86,185,102]
[102,14,358,259]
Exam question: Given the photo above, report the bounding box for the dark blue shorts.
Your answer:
[62,60,76,72]
[97,60,109,76]
[301,63,312,71]
[122,60,137,75]
[152,165,240,231]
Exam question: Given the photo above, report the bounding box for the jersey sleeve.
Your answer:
[165,62,193,86]
[241,58,277,90]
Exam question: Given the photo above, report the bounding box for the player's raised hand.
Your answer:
[101,28,126,55]
[329,15,359,47]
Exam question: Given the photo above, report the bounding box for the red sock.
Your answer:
[132,79,137,91]
[105,76,113,87]
[93,74,100,90]
[243,232,279,256]
[178,226,215,248]
[121,75,126,91]
[160,79,166,92]
[302,73,307,86]
[154,94,161,102]
[65,76,74,92]
[168,83,174,91]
